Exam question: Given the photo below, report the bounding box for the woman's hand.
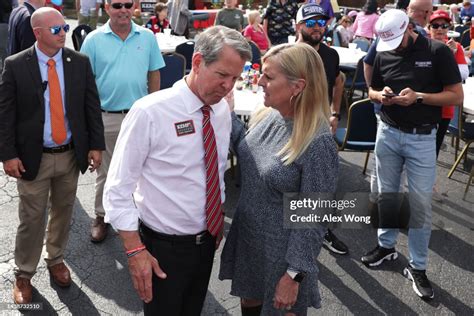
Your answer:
[273,272,299,311]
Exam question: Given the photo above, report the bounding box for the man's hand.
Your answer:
[379,86,397,106]
[446,39,457,54]
[88,150,102,172]
[3,158,25,178]
[128,250,167,303]
[329,116,338,135]
[393,87,417,106]
[273,273,299,311]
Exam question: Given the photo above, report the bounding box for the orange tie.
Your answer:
[47,59,67,145]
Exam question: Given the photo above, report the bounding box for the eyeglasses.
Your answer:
[111,2,133,9]
[430,23,450,29]
[303,19,327,28]
[35,24,70,35]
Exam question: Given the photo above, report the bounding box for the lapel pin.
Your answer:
[66,57,71,62]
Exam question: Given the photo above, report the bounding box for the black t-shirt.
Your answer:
[371,35,461,128]
[317,43,340,104]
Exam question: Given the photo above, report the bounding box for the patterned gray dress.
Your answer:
[219,110,339,315]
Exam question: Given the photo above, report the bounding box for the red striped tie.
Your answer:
[201,105,223,237]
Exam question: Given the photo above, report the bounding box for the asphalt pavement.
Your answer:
[0,18,473,316]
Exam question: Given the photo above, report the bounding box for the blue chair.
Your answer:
[344,57,367,105]
[460,29,471,49]
[454,24,469,43]
[175,40,194,74]
[160,53,186,89]
[353,38,370,52]
[72,24,93,51]
[334,98,377,174]
[448,104,474,188]
[332,29,342,47]
[248,40,261,67]
[448,105,461,160]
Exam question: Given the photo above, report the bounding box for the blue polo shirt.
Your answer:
[81,21,165,111]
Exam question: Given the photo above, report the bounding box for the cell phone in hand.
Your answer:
[382,93,398,98]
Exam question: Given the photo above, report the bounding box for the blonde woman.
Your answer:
[335,15,354,47]
[243,10,271,53]
[219,43,338,316]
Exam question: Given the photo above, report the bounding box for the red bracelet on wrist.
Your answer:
[125,245,146,255]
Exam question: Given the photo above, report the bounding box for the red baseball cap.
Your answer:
[429,10,451,23]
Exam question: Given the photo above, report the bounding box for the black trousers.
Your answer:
[140,224,216,316]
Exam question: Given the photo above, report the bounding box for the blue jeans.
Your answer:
[375,121,436,270]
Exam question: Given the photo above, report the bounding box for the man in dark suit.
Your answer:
[0,7,105,304]
[7,0,45,56]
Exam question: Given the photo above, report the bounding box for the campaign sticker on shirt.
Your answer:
[175,120,195,136]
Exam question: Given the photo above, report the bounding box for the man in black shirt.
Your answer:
[296,3,348,256]
[361,9,463,300]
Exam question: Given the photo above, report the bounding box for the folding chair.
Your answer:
[72,24,93,51]
[175,40,195,74]
[334,98,377,174]
[160,53,186,89]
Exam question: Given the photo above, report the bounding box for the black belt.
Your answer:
[43,143,74,153]
[140,222,212,245]
[101,109,129,114]
[386,123,437,135]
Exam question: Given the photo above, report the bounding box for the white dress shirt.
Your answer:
[103,79,231,235]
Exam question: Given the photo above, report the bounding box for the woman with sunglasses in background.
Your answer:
[428,10,469,201]
[219,43,338,316]
[352,0,379,43]
[335,15,354,47]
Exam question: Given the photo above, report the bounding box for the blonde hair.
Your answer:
[249,43,330,165]
[247,10,261,25]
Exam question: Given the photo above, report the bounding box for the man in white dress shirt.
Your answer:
[103,26,251,315]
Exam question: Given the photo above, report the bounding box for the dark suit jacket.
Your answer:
[0,46,105,181]
[7,2,35,56]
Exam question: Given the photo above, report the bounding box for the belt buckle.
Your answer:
[195,232,206,245]
[51,146,62,153]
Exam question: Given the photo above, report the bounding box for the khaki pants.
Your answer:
[94,112,126,217]
[15,150,79,279]
[78,12,98,30]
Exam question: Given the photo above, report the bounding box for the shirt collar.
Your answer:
[176,77,217,115]
[34,43,62,65]
[103,20,140,37]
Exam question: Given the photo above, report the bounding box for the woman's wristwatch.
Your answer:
[286,268,306,283]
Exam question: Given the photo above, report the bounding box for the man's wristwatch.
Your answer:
[287,269,306,283]
[331,112,341,121]
[416,93,424,104]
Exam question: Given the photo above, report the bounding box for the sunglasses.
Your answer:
[430,23,450,29]
[111,2,133,9]
[36,24,70,35]
[303,19,327,28]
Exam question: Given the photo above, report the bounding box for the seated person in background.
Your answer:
[243,10,270,53]
[460,1,474,23]
[132,9,143,26]
[145,2,169,34]
[449,4,460,24]
[335,15,354,47]
[215,0,244,31]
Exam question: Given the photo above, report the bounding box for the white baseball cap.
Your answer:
[375,9,409,52]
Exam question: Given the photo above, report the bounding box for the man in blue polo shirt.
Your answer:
[81,0,165,243]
